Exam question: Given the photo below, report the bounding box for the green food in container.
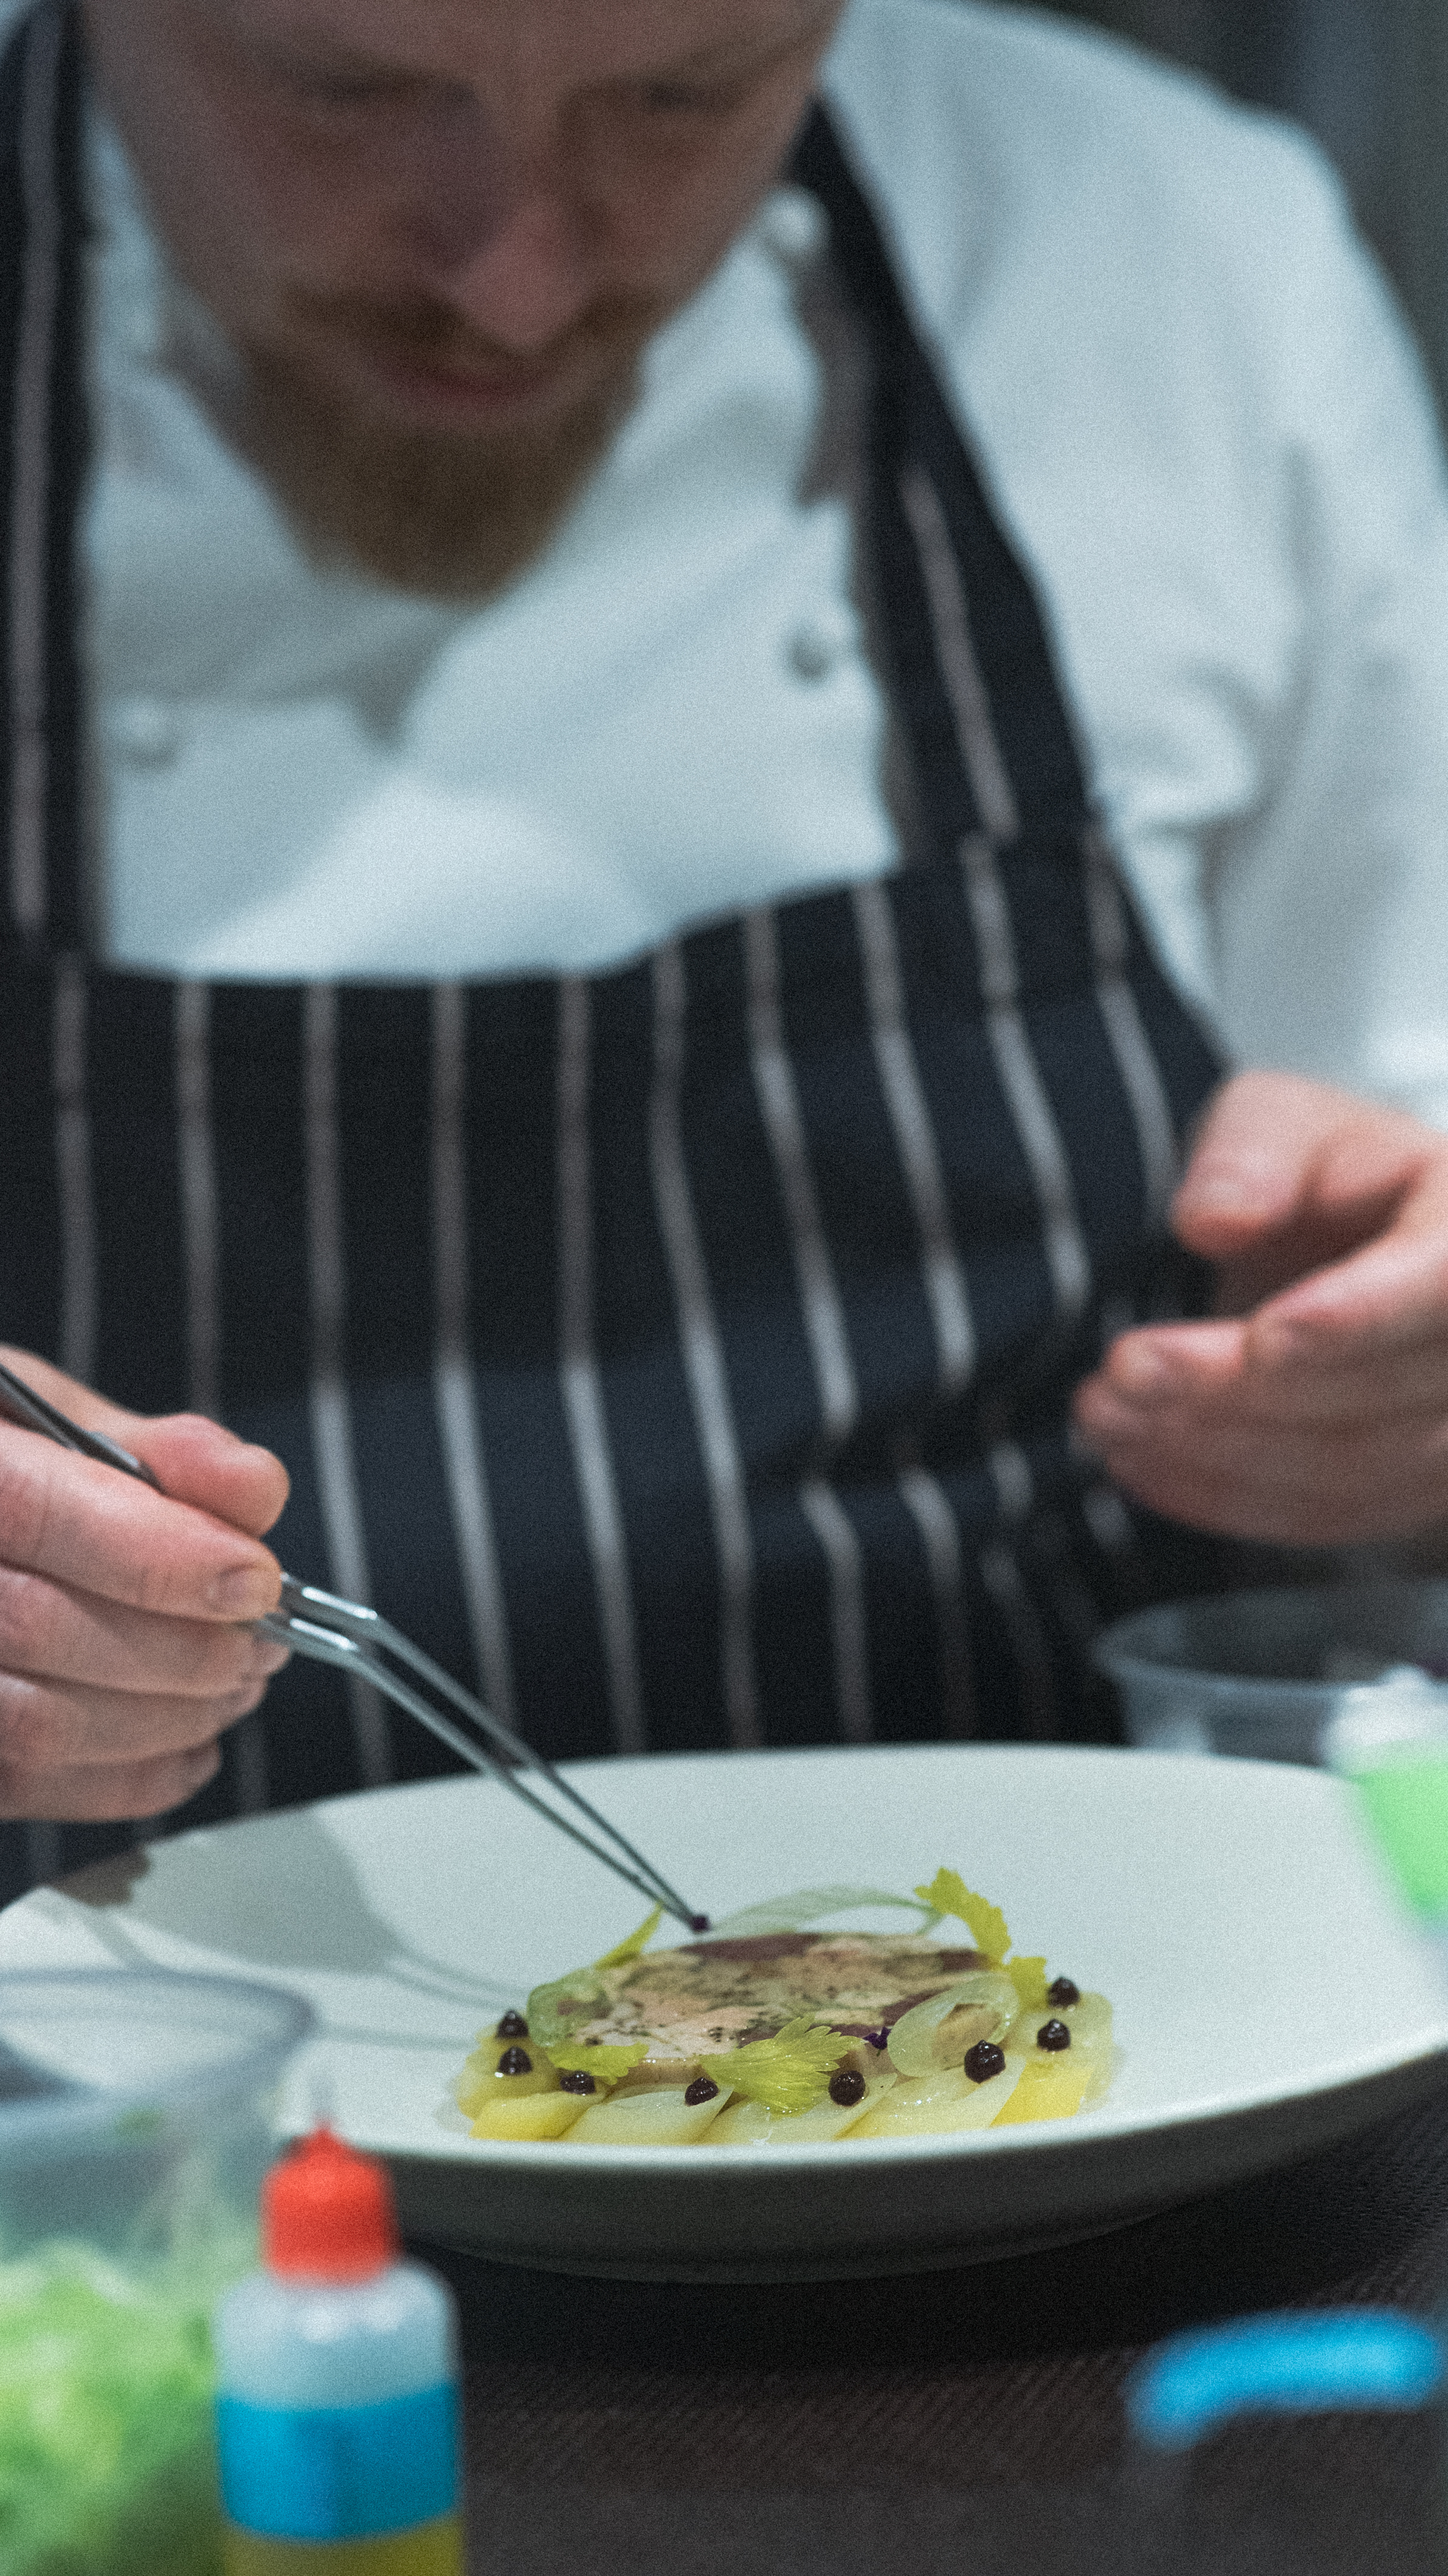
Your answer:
[1323,1671,1448,1923]
[1351,1758,1448,1919]
[0,1970,311,2576]
[0,2239,234,2576]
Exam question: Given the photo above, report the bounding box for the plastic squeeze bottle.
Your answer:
[213,2128,463,2575]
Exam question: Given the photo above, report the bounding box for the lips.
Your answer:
[350,339,578,427]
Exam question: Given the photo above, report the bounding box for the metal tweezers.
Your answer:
[0,1359,708,1932]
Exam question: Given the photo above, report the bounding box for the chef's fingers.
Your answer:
[0,1567,291,1694]
[1172,1080,1448,1354]
[1170,1072,1431,1263]
[0,1740,223,1824]
[0,1348,290,1538]
[0,1420,284,1623]
[1073,1390,1448,1547]
[1244,1188,1448,1354]
[1091,1315,1448,1427]
[0,1667,270,1777]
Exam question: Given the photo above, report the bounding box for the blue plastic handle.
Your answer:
[1127,2311,1444,2453]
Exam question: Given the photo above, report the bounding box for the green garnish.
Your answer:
[1005,1956,1048,2012]
[701,2018,851,2115]
[591,1906,664,1970]
[527,1906,664,2046]
[546,2042,650,2082]
[914,1867,1011,1965]
[524,1971,604,2047]
[705,1885,937,1939]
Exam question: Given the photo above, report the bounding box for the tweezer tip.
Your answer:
[688,1914,711,1934]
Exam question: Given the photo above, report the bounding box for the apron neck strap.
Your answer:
[789,100,1095,854]
[0,0,87,953]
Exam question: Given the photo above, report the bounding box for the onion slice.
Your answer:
[886,1971,1020,2077]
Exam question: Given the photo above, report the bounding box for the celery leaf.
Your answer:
[912,1866,1011,1964]
[701,2017,851,2115]
[1005,1956,1049,2013]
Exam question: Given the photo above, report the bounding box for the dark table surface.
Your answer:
[420,2070,1448,2576]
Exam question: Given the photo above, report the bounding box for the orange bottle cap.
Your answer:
[262,2126,400,2281]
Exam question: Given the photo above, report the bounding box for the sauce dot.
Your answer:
[1047,1978,1080,2010]
[1036,2020,1071,2052]
[828,2068,867,2106]
[558,2071,596,2095]
[684,2077,719,2106]
[964,2040,1005,2084]
[496,2010,528,2040]
[496,2045,533,2077]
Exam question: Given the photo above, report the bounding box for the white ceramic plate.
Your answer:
[1,1745,1443,2281]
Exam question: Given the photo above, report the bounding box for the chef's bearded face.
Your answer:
[83,0,844,597]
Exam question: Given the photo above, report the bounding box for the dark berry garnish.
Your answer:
[828,2067,867,2107]
[688,1914,711,1934]
[1036,2020,1071,2052]
[684,2077,719,2106]
[558,2071,596,2095]
[496,2010,528,2040]
[964,2040,1006,2084]
[1047,1978,1080,2010]
[496,2045,533,2076]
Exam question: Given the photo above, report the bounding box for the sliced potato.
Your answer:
[991,2055,1092,2124]
[1006,1991,1111,2057]
[711,2068,897,2146]
[454,2033,561,2114]
[850,2057,1022,2137]
[1004,1992,1114,2106]
[565,2083,734,2146]
[469,2092,590,2141]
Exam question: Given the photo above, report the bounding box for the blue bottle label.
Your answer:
[216,2380,459,2540]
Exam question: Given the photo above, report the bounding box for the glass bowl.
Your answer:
[1093,1580,1448,1764]
[0,1968,312,2576]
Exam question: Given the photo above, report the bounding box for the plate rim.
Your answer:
[19,1739,1448,2181]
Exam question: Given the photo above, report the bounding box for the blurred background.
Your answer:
[1014,0,1448,416]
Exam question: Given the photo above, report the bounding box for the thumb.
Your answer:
[129,1414,291,1541]
[1171,1071,1406,1259]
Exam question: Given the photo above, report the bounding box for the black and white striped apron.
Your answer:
[0,3,1240,1906]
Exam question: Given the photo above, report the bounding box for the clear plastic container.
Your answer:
[1094,1580,1448,1764]
[0,1968,312,2576]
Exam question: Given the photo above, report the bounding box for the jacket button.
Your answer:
[108,698,183,767]
[788,621,853,682]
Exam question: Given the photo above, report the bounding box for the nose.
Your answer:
[440,189,595,354]
[401,96,596,354]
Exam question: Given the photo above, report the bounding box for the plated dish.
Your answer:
[1,1745,1444,2281]
[454,1869,1114,2144]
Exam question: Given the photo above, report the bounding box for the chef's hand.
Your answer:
[0,1348,289,1821]
[1073,1072,1448,1547]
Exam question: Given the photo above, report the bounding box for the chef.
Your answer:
[2,0,1448,1902]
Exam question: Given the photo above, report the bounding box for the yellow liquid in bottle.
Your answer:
[224,2514,464,2575]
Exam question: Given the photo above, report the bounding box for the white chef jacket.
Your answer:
[42,0,1448,1123]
